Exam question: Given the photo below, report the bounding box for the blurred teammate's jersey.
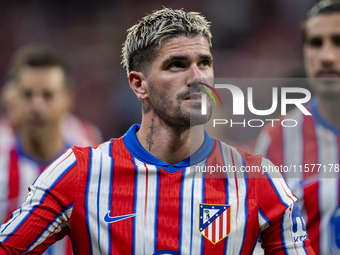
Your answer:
[0,125,314,254]
[0,113,102,255]
[0,138,73,255]
[61,113,103,147]
[255,98,340,255]
[0,118,15,155]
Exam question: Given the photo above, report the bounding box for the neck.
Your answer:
[137,114,205,165]
[317,96,340,128]
[21,126,65,162]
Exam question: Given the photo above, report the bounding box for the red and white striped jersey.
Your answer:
[0,138,73,255]
[0,118,15,155]
[0,125,314,255]
[255,98,340,255]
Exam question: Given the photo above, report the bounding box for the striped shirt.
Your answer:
[255,98,340,255]
[0,137,73,255]
[0,124,314,254]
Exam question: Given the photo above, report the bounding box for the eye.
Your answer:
[200,59,211,67]
[308,37,323,48]
[168,61,185,69]
[43,91,53,101]
[22,90,32,100]
[332,35,340,46]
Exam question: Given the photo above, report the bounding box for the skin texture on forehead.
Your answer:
[305,13,340,39]
[303,13,340,84]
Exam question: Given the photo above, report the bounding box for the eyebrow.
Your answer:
[162,54,213,65]
[307,33,340,38]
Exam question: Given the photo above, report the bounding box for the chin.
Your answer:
[319,91,340,101]
[189,112,212,127]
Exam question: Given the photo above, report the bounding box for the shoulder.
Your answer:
[71,139,114,156]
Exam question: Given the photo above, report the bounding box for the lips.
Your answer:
[27,113,44,127]
[316,70,340,78]
[185,92,204,100]
[27,117,43,127]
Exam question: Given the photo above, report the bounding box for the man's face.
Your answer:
[145,36,214,127]
[16,66,72,135]
[304,13,340,98]
[2,82,22,130]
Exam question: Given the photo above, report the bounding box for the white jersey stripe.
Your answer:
[0,153,10,223]
[97,149,113,255]
[133,159,147,255]
[316,125,339,255]
[281,204,299,255]
[85,148,101,255]
[262,158,296,206]
[144,163,158,255]
[220,144,237,254]
[18,158,39,207]
[230,147,247,254]
[215,215,219,243]
[179,167,194,255]
[223,210,227,239]
[208,221,212,241]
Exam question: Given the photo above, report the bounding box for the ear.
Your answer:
[128,71,148,100]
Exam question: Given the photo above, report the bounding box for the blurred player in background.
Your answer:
[0,79,19,154]
[255,1,340,254]
[0,44,102,254]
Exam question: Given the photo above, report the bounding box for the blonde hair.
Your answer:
[121,7,212,76]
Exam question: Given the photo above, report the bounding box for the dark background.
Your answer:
[0,0,317,145]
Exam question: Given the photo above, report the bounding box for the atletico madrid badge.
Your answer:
[199,203,231,244]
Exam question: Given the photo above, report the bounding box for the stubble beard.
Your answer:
[312,79,340,101]
[148,82,213,128]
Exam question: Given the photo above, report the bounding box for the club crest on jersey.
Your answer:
[199,203,231,244]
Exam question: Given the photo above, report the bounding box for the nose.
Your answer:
[187,64,204,86]
[191,64,204,78]
[29,94,45,110]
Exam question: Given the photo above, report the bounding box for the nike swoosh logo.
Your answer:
[104,211,138,223]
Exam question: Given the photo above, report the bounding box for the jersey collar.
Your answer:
[123,124,214,169]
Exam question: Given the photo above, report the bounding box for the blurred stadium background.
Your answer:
[0,0,317,145]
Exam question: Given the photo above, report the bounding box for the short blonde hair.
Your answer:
[121,7,212,76]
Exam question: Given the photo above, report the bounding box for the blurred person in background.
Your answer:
[0,78,20,154]
[0,44,102,254]
[255,1,340,254]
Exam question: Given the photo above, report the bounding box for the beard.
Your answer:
[148,82,213,127]
[312,79,340,101]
